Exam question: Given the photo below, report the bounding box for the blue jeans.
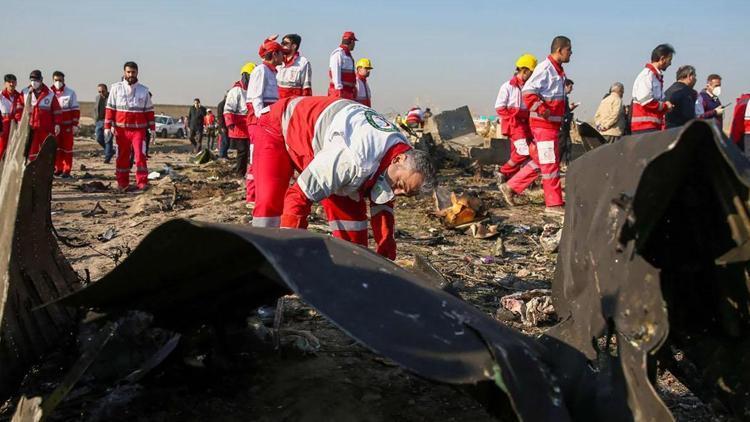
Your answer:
[219,131,230,158]
[95,120,114,161]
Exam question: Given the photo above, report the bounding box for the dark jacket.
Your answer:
[94,93,108,122]
[665,82,698,128]
[188,105,207,130]
[697,90,723,127]
[217,99,226,129]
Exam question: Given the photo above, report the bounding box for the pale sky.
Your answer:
[2,0,748,122]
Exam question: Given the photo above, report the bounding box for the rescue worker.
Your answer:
[224,63,255,177]
[503,36,572,216]
[494,53,537,184]
[204,109,217,150]
[354,58,373,107]
[631,44,675,134]
[328,31,357,99]
[730,92,750,152]
[0,74,24,160]
[405,106,423,128]
[277,33,312,98]
[245,36,283,203]
[251,96,437,260]
[104,61,155,191]
[50,71,80,178]
[22,70,61,162]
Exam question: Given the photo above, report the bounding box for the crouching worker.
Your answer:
[251,96,437,259]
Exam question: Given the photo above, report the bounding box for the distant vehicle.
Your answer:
[154,114,185,138]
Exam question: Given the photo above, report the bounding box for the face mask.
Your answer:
[53,81,64,89]
[30,81,41,90]
[711,86,721,97]
[370,174,395,204]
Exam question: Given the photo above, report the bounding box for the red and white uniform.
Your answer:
[405,107,423,125]
[730,93,750,146]
[0,89,24,159]
[22,84,62,161]
[507,55,567,207]
[104,80,155,189]
[51,85,80,174]
[223,80,249,139]
[328,46,356,99]
[277,53,312,98]
[355,75,371,107]
[495,75,532,178]
[252,96,411,259]
[245,63,280,202]
[631,64,667,133]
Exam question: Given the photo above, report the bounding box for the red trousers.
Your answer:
[507,126,563,207]
[245,123,256,203]
[115,128,148,189]
[0,128,9,160]
[28,127,54,161]
[54,127,74,174]
[499,137,531,178]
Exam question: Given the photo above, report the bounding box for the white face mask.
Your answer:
[30,81,41,90]
[711,86,721,97]
[53,81,64,89]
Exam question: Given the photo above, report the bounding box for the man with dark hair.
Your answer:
[665,65,698,128]
[104,61,155,191]
[0,74,24,159]
[506,35,572,216]
[277,33,312,98]
[696,74,725,127]
[631,43,675,133]
[328,31,358,99]
[94,83,113,162]
[188,98,207,153]
[50,70,80,177]
[22,70,62,162]
[245,35,284,203]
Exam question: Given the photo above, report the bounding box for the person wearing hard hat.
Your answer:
[224,62,255,177]
[328,31,358,99]
[495,53,537,193]
[354,58,373,107]
[245,35,283,203]
[277,33,312,98]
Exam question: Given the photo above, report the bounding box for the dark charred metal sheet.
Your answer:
[56,219,570,420]
[0,94,80,397]
[549,120,750,420]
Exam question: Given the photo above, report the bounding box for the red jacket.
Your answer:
[51,85,80,128]
[104,81,155,131]
[328,45,356,99]
[260,96,409,259]
[0,89,24,135]
[495,75,532,140]
[631,64,667,132]
[22,84,62,133]
[730,94,750,144]
[277,53,313,98]
[355,75,371,107]
[204,114,216,126]
[224,80,249,139]
[522,55,566,130]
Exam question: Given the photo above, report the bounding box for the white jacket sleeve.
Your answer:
[633,70,655,105]
[296,144,360,202]
[330,51,343,90]
[303,61,313,91]
[494,83,510,110]
[246,68,265,118]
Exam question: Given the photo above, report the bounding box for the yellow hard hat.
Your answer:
[515,54,538,71]
[356,58,373,69]
[240,62,256,75]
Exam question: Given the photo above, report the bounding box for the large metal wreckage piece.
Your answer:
[2,118,749,421]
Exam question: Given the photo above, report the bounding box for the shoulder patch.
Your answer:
[364,110,399,133]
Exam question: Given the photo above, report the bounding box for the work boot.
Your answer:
[544,206,565,217]
[499,183,516,207]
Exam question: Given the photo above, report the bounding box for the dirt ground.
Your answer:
[2,135,721,421]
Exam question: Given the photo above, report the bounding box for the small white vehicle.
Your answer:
[154,114,185,138]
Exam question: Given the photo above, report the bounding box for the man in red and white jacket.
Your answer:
[730,93,750,152]
[631,44,676,134]
[405,107,423,128]
[22,70,61,162]
[104,61,155,191]
[224,62,255,178]
[354,58,373,107]
[328,31,358,99]
[505,36,572,216]
[277,33,312,99]
[495,54,537,185]
[251,96,436,260]
[245,36,283,203]
[0,74,24,160]
[50,71,80,177]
